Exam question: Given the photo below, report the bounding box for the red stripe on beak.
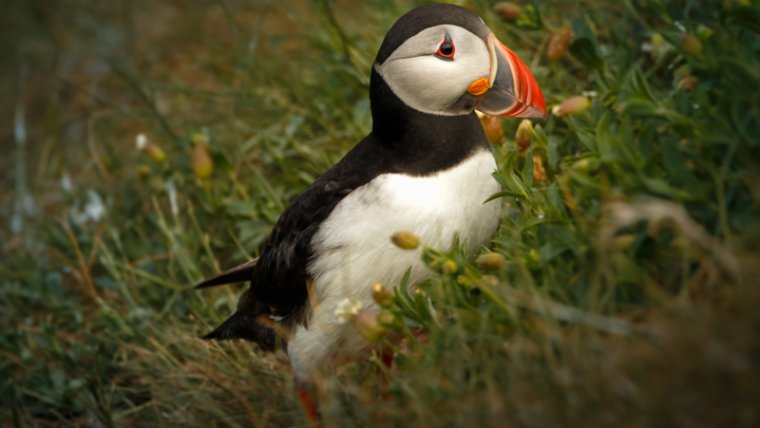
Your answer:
[496,40,547,119]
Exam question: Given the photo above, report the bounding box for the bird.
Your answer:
[196,1,545,406]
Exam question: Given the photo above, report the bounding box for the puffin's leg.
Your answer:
[377,327,429,398]
[378,348,395,401]
[296,382,319,426]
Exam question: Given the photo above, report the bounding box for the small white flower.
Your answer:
[84,189,106,221]
[165,179,178,216]
[135,133,147,151]
[61,173,73,193]
[334,298,363,323]
[69,189,106,225]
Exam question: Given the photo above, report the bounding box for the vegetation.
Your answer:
[2,0,759,426]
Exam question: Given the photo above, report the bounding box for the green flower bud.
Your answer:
[136,134,167,164]
[191,132,210,146]
[191,143,213,179]
[526,248,540,268]
[144,144,166,164]
[681,33,702,55]
[456,275,474,288]
[696,25,713,41]
[515,119,534,153]
[572,157,601,173]
[650,33,664,51]
[377,310,402,329]
[441,259,459,275]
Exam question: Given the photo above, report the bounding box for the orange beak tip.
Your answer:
[467,77,490,96]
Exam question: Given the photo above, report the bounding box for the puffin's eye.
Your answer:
[435,34,455,60]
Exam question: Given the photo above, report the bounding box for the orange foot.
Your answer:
[297,386,319,426]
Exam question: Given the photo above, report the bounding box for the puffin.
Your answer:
[197,3,545,386]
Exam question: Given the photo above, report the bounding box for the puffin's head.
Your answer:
[374,4,546,119]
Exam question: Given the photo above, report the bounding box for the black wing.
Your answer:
[247,134,394,313]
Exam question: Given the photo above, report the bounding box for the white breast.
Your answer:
[287,150,502,378]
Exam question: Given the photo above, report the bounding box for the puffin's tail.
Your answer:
[195,258,283,350]
[202,310,279,351]
[194,258,258,289]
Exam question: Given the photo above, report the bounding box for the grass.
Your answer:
[2,0,759,426]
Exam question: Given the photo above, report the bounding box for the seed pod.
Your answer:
[552,96,590,117]
[480,274,499,286]
[681,33,702,55]
[391,231,419,250]
[144,144,167,164]
[372,283,393,308]
[493,2,521,22]
[191,142,213,179]
[547,27,572,62]
[476,252,506,270]
[532,154,547,184]
[677,75,699,92]
[515,119,534,153]
[481,115,504,145]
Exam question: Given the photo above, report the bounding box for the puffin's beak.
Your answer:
[470,33,547,119]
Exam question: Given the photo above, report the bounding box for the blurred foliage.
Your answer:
[1,0,759,426]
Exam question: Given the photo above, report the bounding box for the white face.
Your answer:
[374,24,491,116]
